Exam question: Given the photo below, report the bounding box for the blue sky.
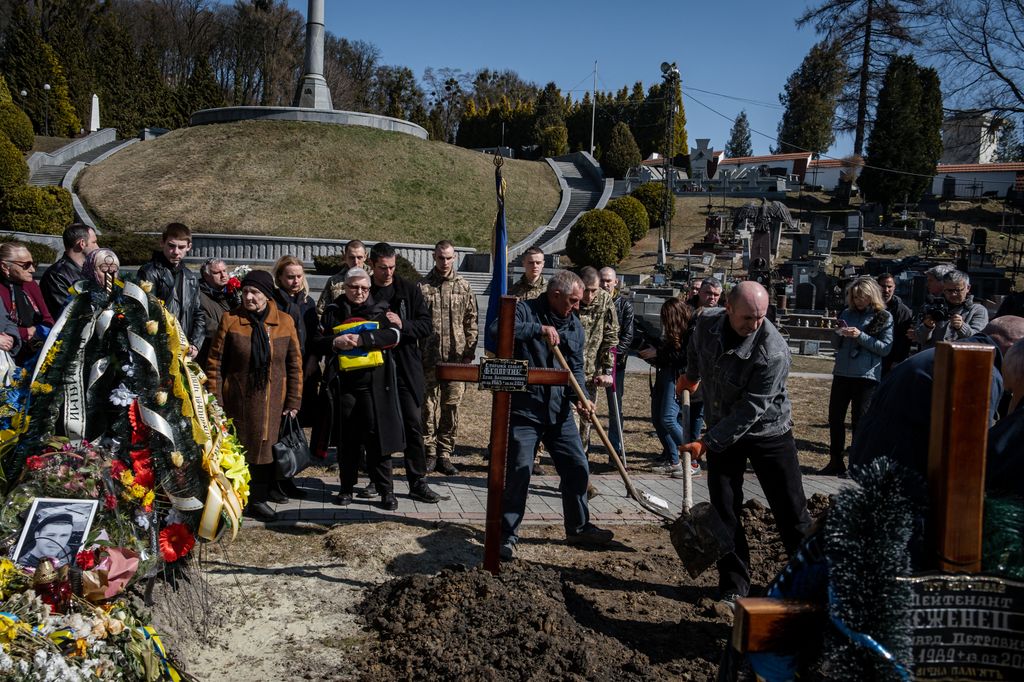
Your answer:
[290,1,834,156]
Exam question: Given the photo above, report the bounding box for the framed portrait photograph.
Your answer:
[12,498,99,569]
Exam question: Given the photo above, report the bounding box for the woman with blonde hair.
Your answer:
[822,275,893,476]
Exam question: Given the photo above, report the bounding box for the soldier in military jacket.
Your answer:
[508,247,546,300]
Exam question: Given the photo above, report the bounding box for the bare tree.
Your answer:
[322,35,379,111]
[423,66,469,143]
[926,0,1024,116]
[797,0,930,156]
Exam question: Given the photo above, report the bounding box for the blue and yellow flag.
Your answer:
[484,154,508,352]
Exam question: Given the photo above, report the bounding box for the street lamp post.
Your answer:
[43,83,51,136]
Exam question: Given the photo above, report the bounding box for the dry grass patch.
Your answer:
[77,121,560,250]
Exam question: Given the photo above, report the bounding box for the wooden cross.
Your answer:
[732,341,995,654]
[436,295,568,574]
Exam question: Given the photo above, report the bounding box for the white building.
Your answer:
[940,113,1002,165]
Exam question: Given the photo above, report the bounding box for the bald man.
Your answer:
[679,281,811,604]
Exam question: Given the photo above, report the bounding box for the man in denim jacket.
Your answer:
[679,281,811,603]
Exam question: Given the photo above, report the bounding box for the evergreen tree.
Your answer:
[47,0,102,128]
[725,110,753,157]
[797,0,927,156]
[775,40,845,154]
[602,121,641,178]
[91,12,142,136]
[994,119,1023,162]
[39,42,81,136]
[181,56,225,120]
[533,82,568,155]
[0,4,51,133]
[0,75,12,106]
[858,56,943,211]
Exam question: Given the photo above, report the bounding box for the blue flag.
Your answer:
[484,156,508,352]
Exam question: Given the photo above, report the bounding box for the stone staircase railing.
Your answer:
[27,129,117,176]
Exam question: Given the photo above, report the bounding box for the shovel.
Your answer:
[550,345,674,520]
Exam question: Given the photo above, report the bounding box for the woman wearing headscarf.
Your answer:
[81,248,120,290]
[206,270,303,522]
[0,242,54,365]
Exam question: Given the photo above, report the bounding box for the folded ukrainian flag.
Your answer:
[333,319,385,371]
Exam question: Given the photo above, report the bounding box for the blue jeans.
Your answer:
[651,367,684,464]
[605,360,627,457]
[502,416,591,543]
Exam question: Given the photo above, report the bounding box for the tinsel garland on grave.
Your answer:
[983,495,1024,579]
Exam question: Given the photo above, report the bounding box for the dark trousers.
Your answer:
[336,385,393,495]
[828,376,878,462]
[502,415,591,542]
[249,463,276,503]
[707,430,811,597]
[605,360,627,456]
[397,384,428,490]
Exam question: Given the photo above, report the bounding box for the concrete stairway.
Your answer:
[28,139,126,187]
[525,158,604,252]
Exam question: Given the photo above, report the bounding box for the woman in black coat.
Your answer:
[313,268,405,510]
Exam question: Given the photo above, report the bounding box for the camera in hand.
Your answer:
[922,302,949,322]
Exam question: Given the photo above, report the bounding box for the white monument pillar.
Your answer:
[89,94,100,132]
[293,0,333,109]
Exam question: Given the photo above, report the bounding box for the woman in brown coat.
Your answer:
[207,270,302,522]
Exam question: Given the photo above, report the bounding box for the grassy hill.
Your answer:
[76,121,560,251]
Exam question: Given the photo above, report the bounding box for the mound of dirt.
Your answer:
[355,563,653,681]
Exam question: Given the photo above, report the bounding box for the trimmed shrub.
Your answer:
[0,133,29,189]
[0,185,73,234]
[312,254,344,275]
[98,231,158,265]
[630,181,676,230]
[0,75,12,106]
[0,103,34,151]
[606,195,649,244]
[535,123,568,157]
[0,235,56,264]
[566,209,630,268]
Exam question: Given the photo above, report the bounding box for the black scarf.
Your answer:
[8,283,37,327]
[246,305,271,390]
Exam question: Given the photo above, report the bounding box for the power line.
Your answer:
[682,85,784,110]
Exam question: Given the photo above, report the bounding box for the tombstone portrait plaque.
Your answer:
[478,358,530,392]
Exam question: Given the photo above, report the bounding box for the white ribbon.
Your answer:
[122,281,149,314]
[137,402,176,447]
[94,309,114,341]
[87,357,110,393]
[167,493,204,511]
[128,331,160,378]
[63,314,98,440]
[29,288,79,386]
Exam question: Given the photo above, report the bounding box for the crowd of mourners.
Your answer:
[4,221,1024,600]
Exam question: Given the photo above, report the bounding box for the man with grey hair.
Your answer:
[576,266,618,451]
[915,270,988,349]
[197,258,237,368]
[600,266,633,458]
[493,269,614,559]
[687,276,723,312]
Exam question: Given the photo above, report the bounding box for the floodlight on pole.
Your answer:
[43,83,51,137]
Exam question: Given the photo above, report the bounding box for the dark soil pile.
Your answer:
[355,563,652,681]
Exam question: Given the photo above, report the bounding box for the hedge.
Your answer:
[0,103,33,152]
[566,209,630,268]
[605,195,649,244]
[313,252,422,282]
[98,231,158,266]
[0,236,56,264]
[630,181,675,230]
[0,133,28,189]
[0,185,73,235]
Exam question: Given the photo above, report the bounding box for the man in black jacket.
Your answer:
[137,223,205,358]
[877,272,913,375]
[40,223,98,315]
[368,242,446,504]
[599,267,633,458]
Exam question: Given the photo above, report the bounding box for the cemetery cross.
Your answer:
[436,295,568,575]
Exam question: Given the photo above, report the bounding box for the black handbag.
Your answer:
[272,415,311,478]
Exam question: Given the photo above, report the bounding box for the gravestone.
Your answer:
[810,214,830,239]
[837,212,865,252]
[791,234,812,260]
[860,203,881,228]
[795,282,816,310]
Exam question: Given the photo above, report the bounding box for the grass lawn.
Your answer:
[31,135,75,153]
[76,121,560,251]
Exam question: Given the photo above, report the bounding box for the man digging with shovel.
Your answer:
[680,281,812,607]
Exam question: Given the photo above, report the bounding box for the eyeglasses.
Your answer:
[943,287,966,294]
[346,285,370,292]
[4,260,35,270]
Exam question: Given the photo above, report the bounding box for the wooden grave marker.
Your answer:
[436,295,568,575]
[731,342,1023,679]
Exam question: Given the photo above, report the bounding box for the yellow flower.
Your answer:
[171,451,184,467]
[142,490,155,507]
[130,483,147,499]
[73,637,89,657]
[119,470,135,486]
[139,280,153,293]
[145,319,159,335]
[105,616,124,636]
[0,615,20,644]
[154,391,168,406]
[30,381,53,394]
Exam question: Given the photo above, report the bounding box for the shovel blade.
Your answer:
[668,502,735,579]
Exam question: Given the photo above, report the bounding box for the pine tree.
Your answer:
[0,4,51,133]
[726,110,753,157]
[603,121,641,178]
[776,40,845,155]
[797,0,926,157]
[858,56,943,211]
[994,120,1023,162]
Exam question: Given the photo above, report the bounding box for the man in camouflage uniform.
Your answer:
[576,267,619,450]
[508,247,546,300]
[316,239,368,315]
[419,240,479,476]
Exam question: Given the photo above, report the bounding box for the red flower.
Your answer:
[110,460,127,477]
[25,455,46,471]
[226,277,241,293]
[158,523,195,563]
[75,549,96,570]
[133,466,154,489]
[104,493,118,510]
